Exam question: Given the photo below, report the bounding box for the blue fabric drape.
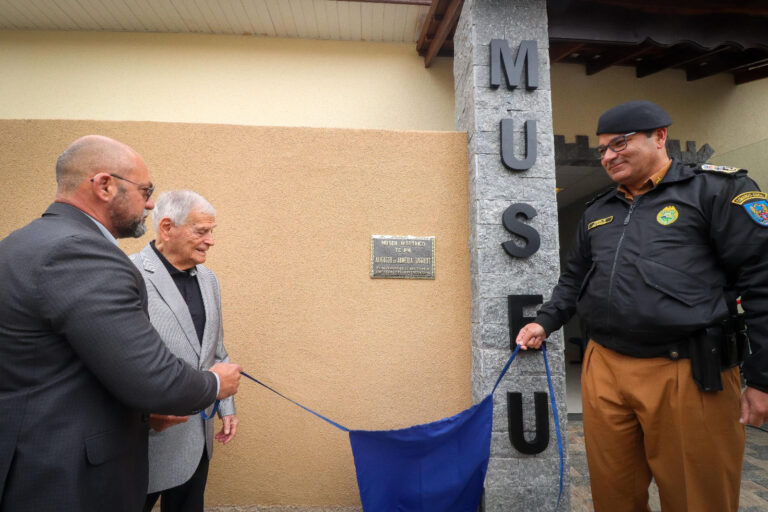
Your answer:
[349,395,493,512]
[239,345,562,512]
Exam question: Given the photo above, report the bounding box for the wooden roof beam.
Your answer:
[416,0,441,56]
[586,44,655,75]
[635,46,730,78]
[549,42,585,63]
[580,0,768,18]
[735,61,768,84]
[686,49,768,81]
[419,0,463,67]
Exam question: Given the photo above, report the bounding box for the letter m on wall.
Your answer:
[490,40,538,90]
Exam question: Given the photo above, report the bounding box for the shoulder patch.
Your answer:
[732,191,768,205]
[700,164,742,174]
[732,191,768,227]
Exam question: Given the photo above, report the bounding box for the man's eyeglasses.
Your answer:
[97,173,155,200]
[596,131,637,157]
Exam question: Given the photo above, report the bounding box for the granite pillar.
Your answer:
[454,0,570,510]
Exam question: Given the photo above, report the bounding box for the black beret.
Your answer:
[596,100,673,135]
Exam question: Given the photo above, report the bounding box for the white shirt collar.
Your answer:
[83,214,119,246]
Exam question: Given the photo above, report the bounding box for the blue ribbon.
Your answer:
[200,399,219,420]
[491,343,564,509]
[492,344,521,393]
[542,343,565,508]
[240,371,350,432]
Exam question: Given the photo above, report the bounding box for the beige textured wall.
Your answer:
[3,29,766,179]
[0,120,470,506]
[0,30,455,131]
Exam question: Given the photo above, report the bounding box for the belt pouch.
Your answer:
[688,329,723,392]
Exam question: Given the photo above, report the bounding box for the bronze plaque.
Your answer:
[370,235,435,279]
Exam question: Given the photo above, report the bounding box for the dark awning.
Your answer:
[549,0,768,83]
[419,0,768,84]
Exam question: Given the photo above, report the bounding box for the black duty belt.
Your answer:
[593,320,746,392]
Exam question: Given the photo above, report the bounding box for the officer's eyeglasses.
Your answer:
[596,131,637,157]
[108,173,155,201]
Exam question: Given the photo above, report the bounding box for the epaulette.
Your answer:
[585,186,615,207]
[695,163,747,176]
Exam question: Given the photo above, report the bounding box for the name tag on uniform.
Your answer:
[587,216,613,230]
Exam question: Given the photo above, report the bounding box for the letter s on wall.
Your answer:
[502,203,540,258]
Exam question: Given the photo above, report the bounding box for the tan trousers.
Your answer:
[582,340,745,512]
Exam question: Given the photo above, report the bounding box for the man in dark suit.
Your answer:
[0,135,242,512]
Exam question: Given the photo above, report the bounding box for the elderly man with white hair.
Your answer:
[130,190,238,512]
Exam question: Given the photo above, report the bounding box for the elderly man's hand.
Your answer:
[210,362,242,399]
[215,414,239,444]
[516,322,546,350]
[149,414,189,432]
[741,387,768,427]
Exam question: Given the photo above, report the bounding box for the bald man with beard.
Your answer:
[0,135,242,512]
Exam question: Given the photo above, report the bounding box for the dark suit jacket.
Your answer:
[0,203,219,512]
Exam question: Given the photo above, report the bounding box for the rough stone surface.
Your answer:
[455,0,570,509]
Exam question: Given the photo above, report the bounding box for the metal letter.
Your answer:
[490,39,538,90]
[501,203,540,258]
[507,391,550,454]
[501,119,537,171]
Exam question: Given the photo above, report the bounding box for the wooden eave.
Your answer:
[417,0,768,84]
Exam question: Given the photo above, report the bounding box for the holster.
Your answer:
[688,315,748,392]
[689,327,723,391]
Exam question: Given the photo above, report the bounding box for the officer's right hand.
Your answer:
[210,362,242,399]
[741,386,768,427]
[516,322,546,350]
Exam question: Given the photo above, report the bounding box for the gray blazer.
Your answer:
[0,203,218,512]
[130,244,235,493]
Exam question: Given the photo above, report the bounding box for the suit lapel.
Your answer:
[197,268,217,360]
[139,245,201,359]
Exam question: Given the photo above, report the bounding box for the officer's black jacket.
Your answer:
[535,159,768,390]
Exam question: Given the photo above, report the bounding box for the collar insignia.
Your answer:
[587,216,613,230]
[656,205,679,226]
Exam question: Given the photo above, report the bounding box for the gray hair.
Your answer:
[153,190,216,231]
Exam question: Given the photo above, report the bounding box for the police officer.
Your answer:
[516,100,768,512]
